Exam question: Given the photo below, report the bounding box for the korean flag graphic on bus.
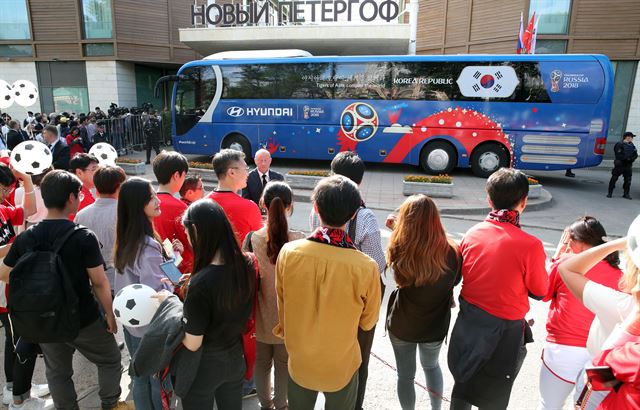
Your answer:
[456,66,519,98]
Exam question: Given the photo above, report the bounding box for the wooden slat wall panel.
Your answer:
[172,0,208,45]
[173,47,198,63]
[470,0,523,41]
[469,40,515,54]
[114,0,170,44]
[571,39,639,57]
[445,46,468,54]
[117,43,171,62]
[416,0,445,50]
[572,0,640,36]
[30,0,81,42]
[445,0,470,45]
[418,48,443,55]
[35,44,82,59]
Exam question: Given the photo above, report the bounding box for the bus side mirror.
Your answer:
[154,75,183,98]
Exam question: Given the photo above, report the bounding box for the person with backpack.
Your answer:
[0,164,49,410]
[113,178,176,410]
[242,181,304,410]
[0,170,127,410]
[309,151,385,410]
[386,195,461,410]
[154,199,257,410]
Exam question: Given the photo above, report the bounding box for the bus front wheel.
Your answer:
[222,134,252,162]
[420,141,457,175]
[470,143,509,178]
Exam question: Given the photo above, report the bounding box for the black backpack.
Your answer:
[8,226,83,343]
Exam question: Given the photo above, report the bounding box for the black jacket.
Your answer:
[143,118,162,144]
[51,139,71,170]
[242,168,285,205]
[7,129,25,151]
[613,141,638,165]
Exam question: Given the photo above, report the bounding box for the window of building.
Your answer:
[82,0,113,39]
[0,0,30,40]
[83,43,114,56]
[135,64,165,109]
[36,62,89,114]
[607,61,638,157]
[0,45,33,57]
[53,87,90,114]
[529,0,571,34]
[534,40,567,54]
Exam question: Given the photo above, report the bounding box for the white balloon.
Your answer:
[10,141,53,176]
[11,80,39,107]
[89,142,118,165]
[0,80,13,109]
[113,284,160,328]
[627,214,640,269]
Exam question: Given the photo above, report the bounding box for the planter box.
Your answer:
[117,162,146,176]
[402,181,454,198]
[528,184,542,199]
[286,173,325,190]
[191,167,218,183]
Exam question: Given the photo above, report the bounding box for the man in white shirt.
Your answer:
[242,148,284,206]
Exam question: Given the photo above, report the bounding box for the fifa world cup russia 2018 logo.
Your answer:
[340,102,379,142]
[550,70,563,93]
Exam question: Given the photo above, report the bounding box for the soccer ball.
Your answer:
[10,141,52,175]
[11,80,38,107]
[627,214,640,269]
[89,143,118,165]
[0,80,13,110]
[113,284,159,328]
[340,102,379,142]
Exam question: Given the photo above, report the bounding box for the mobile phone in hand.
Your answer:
[160,260,182,285]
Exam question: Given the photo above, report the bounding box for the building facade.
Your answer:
[0,0,203,119]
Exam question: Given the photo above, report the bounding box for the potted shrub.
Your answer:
[528,177,542,199]
[402,174,454,198]
[116,158,146,176]
[188,161,217,182]
[285,170,330,190]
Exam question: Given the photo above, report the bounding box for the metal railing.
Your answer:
[99,114,171,154]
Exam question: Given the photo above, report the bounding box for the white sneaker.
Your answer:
[9,397,49,410]
[3,385,12,405]
[30,383,49,398]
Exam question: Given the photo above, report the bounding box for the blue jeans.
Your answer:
[389,333,444,410]
[123,328,162,410]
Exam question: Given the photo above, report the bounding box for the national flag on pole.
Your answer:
[516,12,525,54]
[530,15,539,54]
[522,12,536,54]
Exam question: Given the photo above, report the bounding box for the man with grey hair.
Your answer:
[242,148,284,206]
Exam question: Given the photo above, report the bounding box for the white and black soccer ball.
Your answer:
[113,284,159,328]
[11,80,38,107]
[0,80,13,110]
[10,141,52,175]
[89,143,118,165]
[627,214,640,269]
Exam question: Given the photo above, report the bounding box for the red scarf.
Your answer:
[307,227,356,249]
[487,209,521,228]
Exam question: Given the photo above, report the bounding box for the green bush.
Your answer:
[403,174,453,184]
[288,170,330,177]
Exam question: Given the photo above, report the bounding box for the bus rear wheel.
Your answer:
[470,143,509,178]
[222,134,252,162]
[420,141,457,175]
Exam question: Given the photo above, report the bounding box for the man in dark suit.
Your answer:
[6,120,26,151]
[242,148,284,206]
[43,125,70,170]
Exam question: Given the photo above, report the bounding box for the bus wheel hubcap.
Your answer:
[427,149,449,171]
[479,152,500,172]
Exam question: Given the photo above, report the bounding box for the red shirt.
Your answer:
[66,134,84,157]
[207,191,262,244]
[0,204,24,313]
[459,219,548,320]
[545,257,622,347]
[69,186,95,221]
[153,193,193,273]
[594,342,640,410]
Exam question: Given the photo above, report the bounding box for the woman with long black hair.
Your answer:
[178,199,256,410]
[113,178,175,410]
[242,181,303,410]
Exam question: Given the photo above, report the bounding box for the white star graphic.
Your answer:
[315,128,321,133]
[521,125,526,129]
[272,131,277,135]
[561,123,567,128]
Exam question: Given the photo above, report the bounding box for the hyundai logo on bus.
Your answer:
[192,0,401,27]
[227,107,294,118]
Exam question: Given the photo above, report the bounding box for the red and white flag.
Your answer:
[530,15,540,54]
[516,12,525,54]
[522,12,536,54]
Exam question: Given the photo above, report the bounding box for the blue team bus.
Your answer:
[163,52,613,177]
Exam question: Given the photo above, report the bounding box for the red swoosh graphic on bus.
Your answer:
[384,107,511,164]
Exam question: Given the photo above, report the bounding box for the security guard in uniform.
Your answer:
[607,131,637,199]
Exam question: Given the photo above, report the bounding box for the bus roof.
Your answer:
[180,53,610,71]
